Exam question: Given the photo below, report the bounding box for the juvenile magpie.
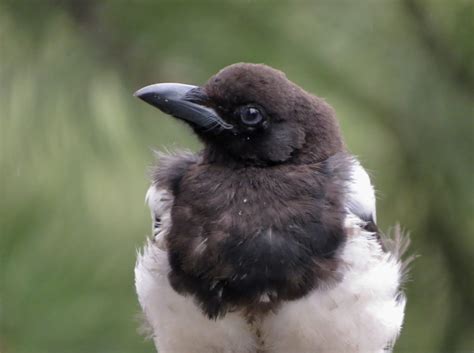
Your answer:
[134,63,410,353]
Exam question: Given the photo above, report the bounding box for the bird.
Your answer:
[133,63,411,353]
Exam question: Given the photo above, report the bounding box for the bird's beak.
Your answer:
[134,83,232,131]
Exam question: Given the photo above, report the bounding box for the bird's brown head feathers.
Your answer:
[135,63,344,165]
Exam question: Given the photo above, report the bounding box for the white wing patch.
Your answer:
[145,184,173,248]
[345,159,377,223]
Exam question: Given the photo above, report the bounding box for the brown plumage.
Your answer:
[140,64,351,318]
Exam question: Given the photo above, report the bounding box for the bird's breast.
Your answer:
[165,163,349,318]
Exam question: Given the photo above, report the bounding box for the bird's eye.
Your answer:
[240,106,263,126]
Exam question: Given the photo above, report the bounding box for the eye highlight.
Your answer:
[239,105,264,126]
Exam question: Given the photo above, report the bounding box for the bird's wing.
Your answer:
[145,183,174,248]
[345,159,377,227]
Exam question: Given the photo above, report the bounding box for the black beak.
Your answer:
[134,83,232,131]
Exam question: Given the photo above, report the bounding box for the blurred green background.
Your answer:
[1,0,473,352]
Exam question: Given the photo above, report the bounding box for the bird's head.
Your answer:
[135,63,344,165]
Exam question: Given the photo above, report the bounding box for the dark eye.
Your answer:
[240,106,263,126]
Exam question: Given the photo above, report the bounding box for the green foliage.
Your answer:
[1,1,473,352]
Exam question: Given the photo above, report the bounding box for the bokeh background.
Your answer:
[1,0,473,352]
